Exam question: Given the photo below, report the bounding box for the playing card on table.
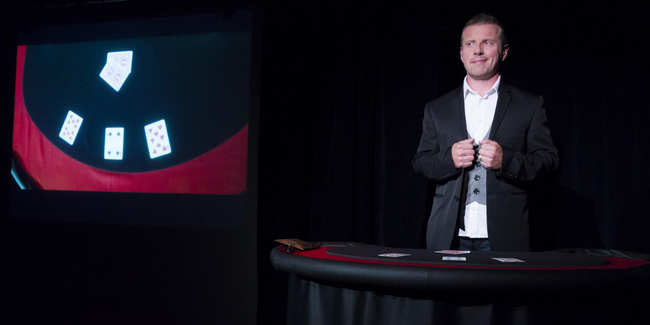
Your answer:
[100,59,129,92]
[144,119,172,159]
[104,127,124,160]
[492,258,525,263]
[434,250,471,255]
[378,253,412,258]
[58,110,83,145]
[107,51,133,73]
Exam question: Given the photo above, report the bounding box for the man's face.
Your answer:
[460,24,508,81]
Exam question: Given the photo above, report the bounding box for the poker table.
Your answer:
[270,242,650,325]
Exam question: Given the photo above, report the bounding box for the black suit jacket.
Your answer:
[413,82,559,252]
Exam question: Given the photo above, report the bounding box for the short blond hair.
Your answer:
[461,13,508,46]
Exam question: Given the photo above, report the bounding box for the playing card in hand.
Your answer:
[58,110,84,145]
[104,127,124,160]
[144,119,172,159]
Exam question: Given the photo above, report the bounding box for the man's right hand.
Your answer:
[451,138,476,169]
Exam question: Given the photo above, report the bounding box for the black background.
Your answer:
[2,1,649,325]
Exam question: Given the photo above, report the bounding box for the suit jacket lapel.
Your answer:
[450,86,468,140]
[490,83,511,139]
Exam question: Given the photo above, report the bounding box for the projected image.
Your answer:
[100,50,133,91]
[59,110,84,145]
[12,31,251,194]
[104,127,124,160]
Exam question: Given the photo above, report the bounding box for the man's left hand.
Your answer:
[478,139,503,170]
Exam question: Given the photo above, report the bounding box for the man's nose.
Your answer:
[474,44,484,55]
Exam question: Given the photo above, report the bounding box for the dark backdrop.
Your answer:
[256,2,650,324]
[2,1,649,325]
[258,1,649,252]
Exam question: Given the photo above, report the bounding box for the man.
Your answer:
[413,13,559,252]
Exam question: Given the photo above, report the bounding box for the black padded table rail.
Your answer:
[270,242,650,295]
[326,243,610,268]
[273,243,650,325]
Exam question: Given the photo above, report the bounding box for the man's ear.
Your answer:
[501,44,509,61]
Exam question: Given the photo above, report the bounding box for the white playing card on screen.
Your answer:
[144,119,172,159]
[58,110,83,145]
[100,59,128,91]
[107,51,133,73]
[104,127,124,160]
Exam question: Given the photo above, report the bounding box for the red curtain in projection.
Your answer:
[12,45,248,194]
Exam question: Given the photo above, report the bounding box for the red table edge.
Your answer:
[281,245,650,270]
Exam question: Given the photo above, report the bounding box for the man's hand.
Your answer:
[452,138,476,169]
[478,139,502,170]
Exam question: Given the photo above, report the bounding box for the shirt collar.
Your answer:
[463,75,501,99]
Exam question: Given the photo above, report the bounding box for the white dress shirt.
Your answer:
[458,76,500,238]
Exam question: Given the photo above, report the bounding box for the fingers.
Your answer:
[478,147,493,158]
[478,154,493,167]
[478,139,498,156]
[478,140,502,170]
[455,138,475,151]
[453,138,503,170]
[454,154,474,168]
[478,139,497,151]
[452,139,476,168]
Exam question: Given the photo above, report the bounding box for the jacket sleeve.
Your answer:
[412,102,462,182]
[496,96,559,181]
